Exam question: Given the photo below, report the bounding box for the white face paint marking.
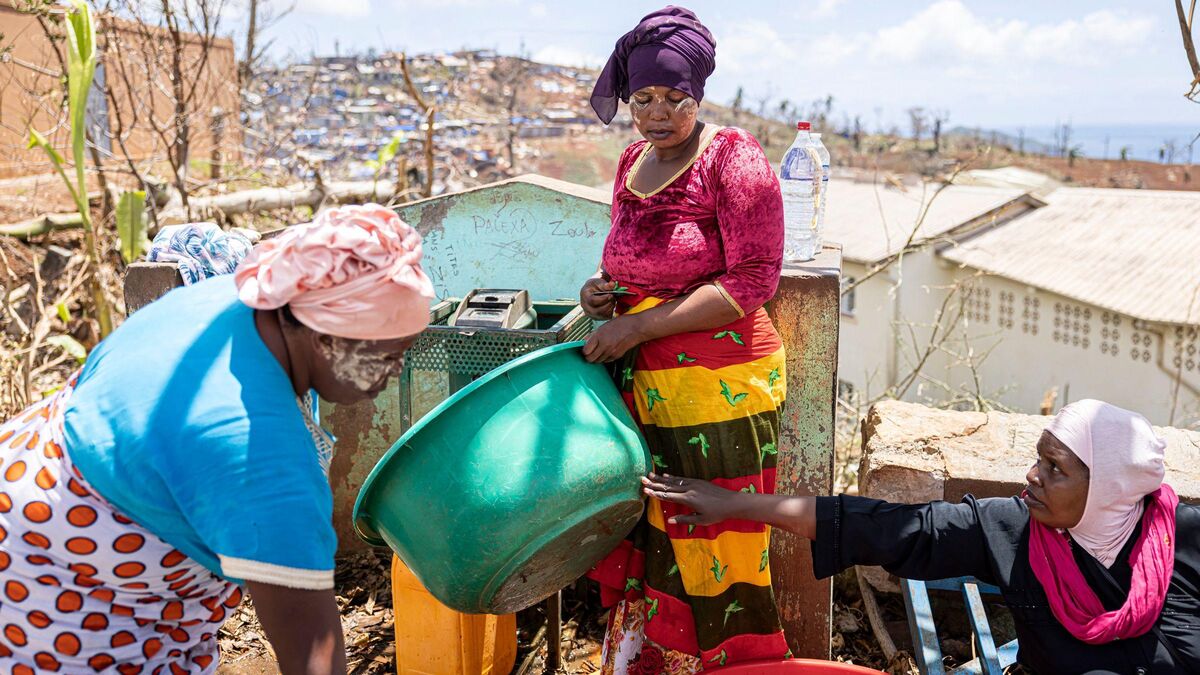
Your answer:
[316,337,397,393]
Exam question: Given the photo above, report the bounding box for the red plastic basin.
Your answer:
[710,658,886,674]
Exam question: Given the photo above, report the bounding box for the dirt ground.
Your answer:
[210,402,1009,675]
[213,554,1024,675]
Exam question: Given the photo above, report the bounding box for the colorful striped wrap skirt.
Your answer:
[586,284,790,673]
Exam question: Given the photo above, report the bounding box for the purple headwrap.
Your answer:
[590,5,717,125]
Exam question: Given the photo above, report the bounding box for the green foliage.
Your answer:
[366,134,404,186]
[25,1,114,335]
[116,191,149,263]
[64,0,96,210]
[47,335,87,364]
[26,130,71,201]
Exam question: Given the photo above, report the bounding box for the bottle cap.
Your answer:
[796,122,811,131]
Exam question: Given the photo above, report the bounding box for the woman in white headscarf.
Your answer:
[644,400,1199,674]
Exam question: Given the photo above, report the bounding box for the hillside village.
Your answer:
[247,50,614,189]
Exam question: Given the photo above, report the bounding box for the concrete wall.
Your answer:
[0,1,240,179]
[836,247,963,405]
[938,271,1200,426]
[394,174,611,301]
[769,249,842,659]
[833,246,1200,426]
[0,1,70,179]
[836,259,893,402]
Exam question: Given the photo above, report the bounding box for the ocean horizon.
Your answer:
[996,123,1199,164]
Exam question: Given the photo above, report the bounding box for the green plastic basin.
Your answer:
[353,342,650,614]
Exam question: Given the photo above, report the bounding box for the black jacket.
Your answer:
[811,494,1200,674]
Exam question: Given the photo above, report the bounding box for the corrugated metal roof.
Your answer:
[942,187,1200,325]
[823,180,1030,264]
[953,166,1062,199]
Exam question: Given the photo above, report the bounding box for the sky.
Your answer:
[256,0,1199,132]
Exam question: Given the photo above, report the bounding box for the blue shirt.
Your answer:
[64,276,336,590]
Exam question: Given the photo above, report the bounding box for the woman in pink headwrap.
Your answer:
[644,400,1200,673]
[0,204,433,674]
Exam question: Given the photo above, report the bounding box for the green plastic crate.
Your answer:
[399,299,594,429]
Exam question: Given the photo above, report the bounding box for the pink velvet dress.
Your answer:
[602,126,784,314]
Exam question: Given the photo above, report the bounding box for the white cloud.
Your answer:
[718,19,799,79]
[529,2,547,18]
[532,45,604,69]
[295,0,369,17]
[813,0,845,18]
[853,1,1154,67]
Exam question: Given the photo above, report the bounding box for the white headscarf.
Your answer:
[1044,399,1167,567]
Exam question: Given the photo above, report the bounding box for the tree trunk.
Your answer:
[400,53,436,198]
[2,181,407,239]
[506,90,518,170]
[163,0,191,213]
[423,108,435,199]
[0,213,86,239]
[210,108,226,180]
[163,180,402,221]
[241,0,259,86]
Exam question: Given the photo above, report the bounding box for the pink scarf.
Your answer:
[1029,485,1178,643]
[1027,399,1179,644]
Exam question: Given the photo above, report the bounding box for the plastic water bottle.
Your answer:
[812,132,831,243]
[780,122,820,261]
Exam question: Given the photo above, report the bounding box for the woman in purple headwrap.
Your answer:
[577,6,790,673]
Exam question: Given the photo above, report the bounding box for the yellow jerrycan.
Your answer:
[391,556,518,675]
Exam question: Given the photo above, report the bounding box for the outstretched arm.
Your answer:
[644,474,1008,584]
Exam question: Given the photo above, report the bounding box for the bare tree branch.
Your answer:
[400,53,435,198]
[1178,0,1200,101]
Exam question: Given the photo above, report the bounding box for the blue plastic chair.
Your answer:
[900,576,1019,675]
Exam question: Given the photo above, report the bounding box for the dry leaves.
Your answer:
[219,550,397,675]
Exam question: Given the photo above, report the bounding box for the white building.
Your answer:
[826,176,1200,427]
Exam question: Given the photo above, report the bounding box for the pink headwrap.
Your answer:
[1028,399,1178,644]
[234,204,435,340]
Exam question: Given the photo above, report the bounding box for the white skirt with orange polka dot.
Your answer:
[0,377,240,673]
